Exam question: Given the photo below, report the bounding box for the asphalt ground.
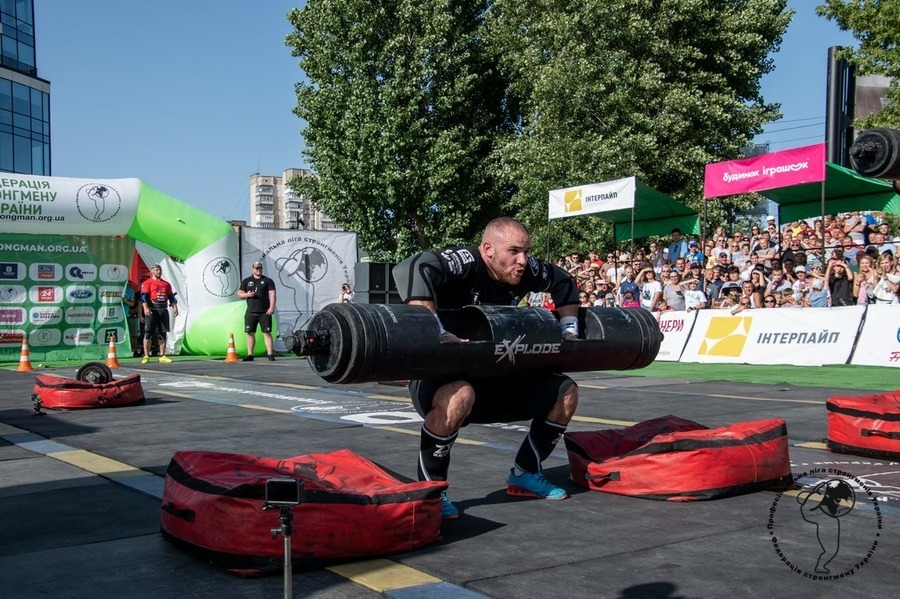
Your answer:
[1,355,898,599]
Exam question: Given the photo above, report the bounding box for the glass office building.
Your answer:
[1,0,51,175]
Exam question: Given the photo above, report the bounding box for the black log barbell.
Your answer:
[285,303,663,384]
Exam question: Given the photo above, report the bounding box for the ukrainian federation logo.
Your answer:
[76,184,123,223]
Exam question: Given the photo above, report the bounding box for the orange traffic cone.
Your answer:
[106,337,121,369]
[224,333,239,363]
[16,339,33,372]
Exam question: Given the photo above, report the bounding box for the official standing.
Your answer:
[237,260,277,361]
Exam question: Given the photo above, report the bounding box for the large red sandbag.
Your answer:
[33,374,144,409]
[564,415,793,501]
[827,391,900,460]
[160,449,447,575]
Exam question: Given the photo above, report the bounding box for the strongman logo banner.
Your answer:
[241,228,358,345]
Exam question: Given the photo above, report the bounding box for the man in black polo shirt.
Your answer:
[237,260,277,361]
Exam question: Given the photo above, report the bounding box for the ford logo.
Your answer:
[69,290,93,299]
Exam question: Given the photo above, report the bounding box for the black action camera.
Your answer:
[264,477,302,507]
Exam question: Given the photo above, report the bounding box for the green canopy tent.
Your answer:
[609,180,701,241]
[548,177,700,256]
[761,162,900,222]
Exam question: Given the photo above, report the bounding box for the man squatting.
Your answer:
[392,217,581,519]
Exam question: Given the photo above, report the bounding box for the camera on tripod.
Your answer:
[264,477,303,508]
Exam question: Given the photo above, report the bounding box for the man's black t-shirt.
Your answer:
[240,275,275,313]
[392,246,579,309]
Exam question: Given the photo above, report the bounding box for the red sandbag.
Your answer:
[33,374,144,409]
[827,391,900,460]
[160,449,447,575]
[564,415,792,501]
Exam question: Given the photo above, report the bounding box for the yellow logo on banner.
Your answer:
[699,316,752,356]
[564,189,582,213]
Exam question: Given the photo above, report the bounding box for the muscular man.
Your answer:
[140,264,178,364]
[392,217,580,520]
[237,260,277,361]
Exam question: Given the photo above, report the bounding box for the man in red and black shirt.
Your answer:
[140,264,178,363]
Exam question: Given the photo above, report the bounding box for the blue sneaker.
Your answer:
[440,492,459,520]
[507,468,568,500]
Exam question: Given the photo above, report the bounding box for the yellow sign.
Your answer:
[698,316,752,356]
[564,189,582,213]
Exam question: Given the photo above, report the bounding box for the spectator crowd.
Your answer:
[533,212,900,314]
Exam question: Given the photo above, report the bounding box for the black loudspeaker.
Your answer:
[354,291,403,305]
[849,128,900,179]
[354,262,399,303]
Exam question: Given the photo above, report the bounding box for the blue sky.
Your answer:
[36,1,857,222]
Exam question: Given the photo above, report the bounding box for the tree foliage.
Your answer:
[489,0,790,256]
[286,0,511,261]
[286,0,791,260]
[817,0,900,128]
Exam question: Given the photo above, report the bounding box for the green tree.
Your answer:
[817,0,900,128]
[489,0,791,256]
[286,0,512,261]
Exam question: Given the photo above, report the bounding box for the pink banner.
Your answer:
[703,143,826,199]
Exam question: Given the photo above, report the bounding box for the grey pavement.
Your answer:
[1,355,897,598]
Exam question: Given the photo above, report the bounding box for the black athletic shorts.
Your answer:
[409,373,575,424]
[244,312,273,334]
[144,310,170,339]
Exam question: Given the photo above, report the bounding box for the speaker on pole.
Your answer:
[849,128,900,180]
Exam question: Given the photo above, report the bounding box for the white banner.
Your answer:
[850,305,900,367]
[548,176,636,220]
[679,306,865,366]
[0,175,141,235]
[241,228,358,349]
[655,310,696,361]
